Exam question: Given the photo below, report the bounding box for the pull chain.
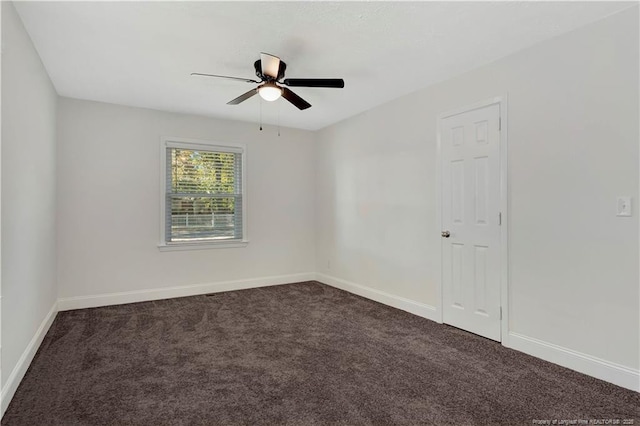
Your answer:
[278,98,281,137]
[259,98,263,131]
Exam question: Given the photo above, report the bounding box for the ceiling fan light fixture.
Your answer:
[258,83,282,102]
[194,53,343,110]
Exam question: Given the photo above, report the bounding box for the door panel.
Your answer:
[441,103,501,341]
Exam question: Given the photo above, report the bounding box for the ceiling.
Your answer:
[14,1,634,131]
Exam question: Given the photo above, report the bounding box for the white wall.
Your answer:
[1,0,58,398]
[57,98,316,302]
[2,2,637,406]
[315,6,639,374]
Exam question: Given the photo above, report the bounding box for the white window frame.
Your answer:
[158,136,248,251]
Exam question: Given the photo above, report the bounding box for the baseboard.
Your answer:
[1,301,58,418]
[57,272,316,311]
[4,274,636,423]
[315,273,639,392]
[315,273,439,322]
[508,332,640,392]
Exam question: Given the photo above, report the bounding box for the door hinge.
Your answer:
[498,212,502,226]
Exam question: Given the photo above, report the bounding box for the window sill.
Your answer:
[158,241,249,252]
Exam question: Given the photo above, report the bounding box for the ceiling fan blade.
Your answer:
[191,73,259,84]
[283,78,345,88]
[227,88,258,105]
[282,87,311,110]
[260,53,281,79]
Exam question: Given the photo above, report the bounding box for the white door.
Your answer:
[440,103,502,341]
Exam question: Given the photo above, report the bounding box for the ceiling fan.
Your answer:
[191,53,344,110]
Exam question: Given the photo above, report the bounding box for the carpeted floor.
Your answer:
[3,282,639,425]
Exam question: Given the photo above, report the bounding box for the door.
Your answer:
[440,103,502,341]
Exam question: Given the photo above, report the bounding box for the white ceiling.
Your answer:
[14,1,633,131]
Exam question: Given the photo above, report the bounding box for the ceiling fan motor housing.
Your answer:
[254,60,287,81]
[192,53,343,110]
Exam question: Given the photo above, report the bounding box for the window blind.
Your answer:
[165,146,243,243]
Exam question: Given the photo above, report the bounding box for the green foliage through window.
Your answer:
[166,147,243,242]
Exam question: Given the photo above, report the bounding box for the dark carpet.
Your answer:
[3,282,639,425]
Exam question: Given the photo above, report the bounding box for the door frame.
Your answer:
[435,95,509,345]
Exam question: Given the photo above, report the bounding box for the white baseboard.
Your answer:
[314,273,639,392]
[508,332,640,392]
[315,273,439,322]
[1,302,58,418]
[57,272,316,311]
[3,274,637,424]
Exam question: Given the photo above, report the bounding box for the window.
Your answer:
[160,138,246,250]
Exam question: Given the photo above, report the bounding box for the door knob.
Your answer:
[441,230,450,238]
